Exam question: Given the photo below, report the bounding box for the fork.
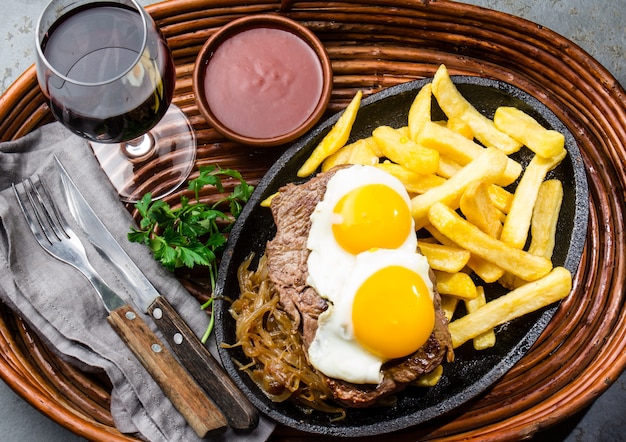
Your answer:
[12,176,227,437]
[13,176,125,311]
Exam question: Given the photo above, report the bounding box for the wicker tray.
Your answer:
[1,0,625,440]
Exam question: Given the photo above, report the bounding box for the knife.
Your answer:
[13,175,227,438]
[89,285,227,438]
[55,156,259,431]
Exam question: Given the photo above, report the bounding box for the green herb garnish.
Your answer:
[128,165,254,342]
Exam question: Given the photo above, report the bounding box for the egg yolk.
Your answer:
[352,265,435,359]
[332,184,412,254]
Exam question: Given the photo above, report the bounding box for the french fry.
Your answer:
[395,125,410,139]
[447,116,473,139]
[467,256,505,283]
[418,121,522,186]
[297,90,362,177]
[375,161,446,194]
[494,106,566,159]
[410,147,508,229]
[321,137,379,172]
[372,125,440,175]
[440,295,460,322]
[434,270,478,300]
[498,272,519,291]
[418,121,478,164]
[448,267,572,348]
[513,179,564,287]
[528,179,564,258]
[408,83,433,141]
[427,202,553,281]
[418,241,471,273]
[436,155,463,179]
[499,157,565,290]
[431,64,522,154]
[414,364,443,387]
[416,236,438,244]
[464,286,496,350]
[487,184,513,214]
[260,192,279,207]
[460,181,504,237]
[425,224,505,283]
[499,150,567,249]
[366,134,385,157]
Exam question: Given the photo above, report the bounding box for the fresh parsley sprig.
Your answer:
[128,165,254,342]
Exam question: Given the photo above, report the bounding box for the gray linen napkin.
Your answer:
[0,123,274,442]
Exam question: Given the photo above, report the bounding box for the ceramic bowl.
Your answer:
[193,14,333,147]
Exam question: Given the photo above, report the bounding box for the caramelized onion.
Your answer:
[227,254,345,417]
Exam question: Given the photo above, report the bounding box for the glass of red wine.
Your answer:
[35,0,196,202]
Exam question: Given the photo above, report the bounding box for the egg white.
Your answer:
[305,165,433,385]
[306,165,416,304]
[307,248,433,384]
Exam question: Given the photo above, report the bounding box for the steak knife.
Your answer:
[55,156,259,431]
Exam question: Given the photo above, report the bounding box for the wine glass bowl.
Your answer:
[35,0,196,202]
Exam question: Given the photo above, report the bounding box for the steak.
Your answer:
[265,167,454,407]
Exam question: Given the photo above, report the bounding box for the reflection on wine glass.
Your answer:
[35,0,195,202]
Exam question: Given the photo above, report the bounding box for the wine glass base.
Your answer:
[90,104,196,203]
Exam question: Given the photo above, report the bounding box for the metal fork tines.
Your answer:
[13,177,124,312]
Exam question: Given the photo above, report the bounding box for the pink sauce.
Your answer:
[204,27,324,139]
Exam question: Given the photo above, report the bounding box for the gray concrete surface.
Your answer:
[1,0,625,441]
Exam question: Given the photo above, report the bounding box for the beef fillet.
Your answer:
[265,167,454,408]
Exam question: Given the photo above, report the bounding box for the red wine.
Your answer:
[41,3,175,142]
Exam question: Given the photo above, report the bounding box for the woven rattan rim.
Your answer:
[1,1,624,440]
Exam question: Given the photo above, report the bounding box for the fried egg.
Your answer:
[306,165,416,303]
[305,165,436,385]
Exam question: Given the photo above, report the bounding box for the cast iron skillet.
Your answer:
[213,76,589,437]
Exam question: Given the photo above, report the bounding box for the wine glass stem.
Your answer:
[122,132,156,163]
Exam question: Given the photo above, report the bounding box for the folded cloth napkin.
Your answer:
[0,123,274,442]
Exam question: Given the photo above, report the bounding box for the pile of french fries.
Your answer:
[287,64,573,354]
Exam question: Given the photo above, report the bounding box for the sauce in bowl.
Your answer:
[204,27,323,139]
[194,14,332,147]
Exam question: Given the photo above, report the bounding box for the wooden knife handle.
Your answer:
[107,304,227,438]
[148,296,259,431]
